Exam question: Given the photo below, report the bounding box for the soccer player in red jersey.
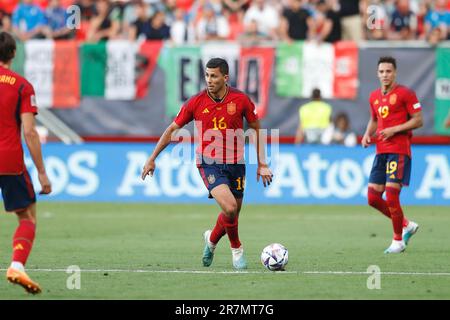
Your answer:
[362,56,423,254]
[0,31,52,293]
[141,58,273,269]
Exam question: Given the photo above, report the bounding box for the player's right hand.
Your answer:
[38,172,52,195]
[361,134,371,148]
[141,158,156,180]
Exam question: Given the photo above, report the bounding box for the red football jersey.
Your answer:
[369,84,422,157]
[174,86,258,164]
[0,66,38,175]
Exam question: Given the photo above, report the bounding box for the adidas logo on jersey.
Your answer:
[202,108,209,114]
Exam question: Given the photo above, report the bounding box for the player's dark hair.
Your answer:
[206,58,229,76]
[378,56,397,69]
[312,88,321,100]
[0,32,16,63]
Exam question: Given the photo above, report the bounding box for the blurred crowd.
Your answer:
[0,0,449,45]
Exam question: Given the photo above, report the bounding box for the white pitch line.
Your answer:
[1,268,450,276]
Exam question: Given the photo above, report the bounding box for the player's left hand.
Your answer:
[141,158,156,180]
[257,165,273,187]
[379,127,396,141]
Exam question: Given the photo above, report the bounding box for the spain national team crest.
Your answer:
[227,102,236,115]
[207,174,216,184]
[389,94,397,105]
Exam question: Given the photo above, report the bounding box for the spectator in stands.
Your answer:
[389,0,417,40]
[321,112,357,147]
[0,10,13,33]
[196,2,230,41]
[424,0,450,41]
[43,0,74,39]
[170,7,193,44]
[75,0,96,21]
[427,24,443,46]
[86,0,120,42]
[238,18,270,44]
[280,0,314,42]
[339,0,366,42]
[223,0,250,21]
[74,0,97,40]
[130,8,170,41]
[12,0,47,41]
[314,0,342,43]
[243,0,280,41]
[415,0,431,39]
[294,88,332,144]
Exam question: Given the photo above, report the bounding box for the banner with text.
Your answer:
[435,47,450,135]
[22,144,450,205]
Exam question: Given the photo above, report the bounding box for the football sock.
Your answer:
[10,261,25,272]
[385,187,404,241]
[12,219,36,266]
[368,187,410,227]
[221,213,241,249]
[210,212,227,244]
[368,187,391,218]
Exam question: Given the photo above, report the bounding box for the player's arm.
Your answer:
[21,113,52,195]
[379,111,423,141]
[247,120,273,187]
[141,122,181,180]
[362,117,378,148]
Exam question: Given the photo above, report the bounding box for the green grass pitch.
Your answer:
[0,203,449,299]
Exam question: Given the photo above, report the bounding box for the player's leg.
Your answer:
[2,172,41,294]
[367,155,410,226]
[208,196,243,246]
[385,154,418,245]
[367,154,391,218]
[210,184,247,269]
[211,184,241,248]
[198,164,230,266]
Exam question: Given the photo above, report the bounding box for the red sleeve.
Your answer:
[404,89,421,115]
[244,95,258,123]
[21,82,38,115]
[174,97,194,127]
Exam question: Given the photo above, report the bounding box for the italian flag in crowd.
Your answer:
[435,47,450,134]
[160,43,275,119]
[276,41,359,99]
[80,40,163,100]
[12,40,80,108]
[11,40,164,108]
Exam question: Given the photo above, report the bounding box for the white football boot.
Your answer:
[231,246,247,270]
[402,221,419,245]
[384,239,406,254]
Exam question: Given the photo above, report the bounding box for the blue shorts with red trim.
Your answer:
[198,162,246,199]
[0,171,36,212]
[369,153,411,186]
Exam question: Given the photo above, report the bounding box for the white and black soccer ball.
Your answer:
[261,243,288,271]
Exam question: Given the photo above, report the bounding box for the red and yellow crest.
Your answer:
[389,94,397,105]
[227,102,236,115]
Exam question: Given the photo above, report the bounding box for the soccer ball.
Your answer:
[261,243,288,271]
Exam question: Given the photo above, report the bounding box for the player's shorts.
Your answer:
[198,161,246,199]
[369,153,411,186]
[0,171,36,212]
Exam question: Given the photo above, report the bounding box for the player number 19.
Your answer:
[378,106,389,118]
[386,161,397,174]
